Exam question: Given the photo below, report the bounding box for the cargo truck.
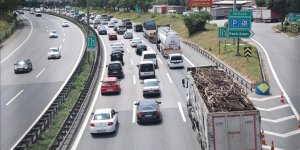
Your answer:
[262,9,281,23]
[156,24,182,58]
[142,19,157,43]
[182,66,261,150]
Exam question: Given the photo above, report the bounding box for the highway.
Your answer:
[71,21,214,150]
[0,12,85,150]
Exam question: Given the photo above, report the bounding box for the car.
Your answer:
[17,10,24,14]
[113,26,118,31]
[142,79,161,97]
[134,99,162,123]
[35,13,42,17]
[107,61,124,78]
[108,33,118,40]
[141,51,158,68]
[130,38,142,47]
[137,61,155,79]
[123,31,133,39]
[110,51,124,65]
[49,30,58,38]
[124,21,132,29]
[101,19,109,25]
[62,21,69,27]
[108,22,115,28]
[111,42,124,52]
[116,25,127,35]
[48,47,61,59]
[98,26,107,35]
[112,47,124,54]
[14,59,33,73]
[111,18,118,23]
[101,77,121,95]
[89,108,118,134]
[167,53,184,69]
[134,24,143,32]
[135,44,147,55]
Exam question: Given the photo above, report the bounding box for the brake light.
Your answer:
[156,111,160,116]
[108,122,113,126]
[90,123,95,127]
[137,112,142,118]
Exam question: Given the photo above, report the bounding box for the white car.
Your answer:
[130,38,142,47]
[62,21,69,27]
[108,22,115,28]
[49,30,58,38]
[111,42,124,53]
[141,51,158,68]
[142,79,161,97]
[48,47,61,59]
[90,108,118,134]
[167,53,184,69]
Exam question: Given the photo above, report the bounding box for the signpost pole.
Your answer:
[86,0,91,65]
[231,0,236,45]
[219,40,221,55]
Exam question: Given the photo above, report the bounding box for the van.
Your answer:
[137,61,155,79]
[141,51,158,68]
[167,53,184,69]
[134,24,143,32]
[125,21,132,29]
[107,61,124,78]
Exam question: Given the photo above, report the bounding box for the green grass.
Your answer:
[273,24,300,37]
[28,53,92,149]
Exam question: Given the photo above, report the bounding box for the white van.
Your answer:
[167,53,184,69]
[141,51,158,68]
[137,61,155,79]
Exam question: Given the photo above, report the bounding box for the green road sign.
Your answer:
[288,13,300,22]
[228,17,252,30]
[87,35,96,49]
[75,9,79,16]
[229,10,252,17]
[228,30,254,38]
[218,27,227,39]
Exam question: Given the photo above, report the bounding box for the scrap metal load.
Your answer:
[188,66,255,112]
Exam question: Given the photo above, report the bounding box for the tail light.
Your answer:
[90,123,95,127]
[108,122,113,126]
[137,112,142,118]
[155,111,160,116]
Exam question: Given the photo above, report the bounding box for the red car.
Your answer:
[101,77,121,95]
[108,33,118,40]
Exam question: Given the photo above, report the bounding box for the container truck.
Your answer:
[142,19,157,43]
[182,66,261,150]
[262,9,281,23]
[156,24,182,58]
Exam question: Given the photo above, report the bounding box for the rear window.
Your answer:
[140,64,154,72]
[103,81,117,85]
[144,54,156,59]
[170,56,182,60]
[93,113,110,120]
[126,22,132,25]
[109,63,121,68]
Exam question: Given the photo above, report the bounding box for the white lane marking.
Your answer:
[127,48,129,53]
[251,38,299,120]
[46,29,49,32]
[262,145,284,150]
[12,20,86,150]
[264,129,300,138]
[59,45,62,50]
[262,115,296,123]
[249,95,281,101]
[157,57,163,64]
[133,75,136,85]
[71,27,107,150]
[131,58,133,65]
[36,68,46,78]
[51,59,53,62]
[63,38,65,42]
[132,101,137,123]
[6,90,24,106]
[177,102,186,122]
[46,26,48,29]
[256,104,290,111]
[64,32,66,36]
[1,15,33,64]
[182,54,195,67]
[166,73,173,84]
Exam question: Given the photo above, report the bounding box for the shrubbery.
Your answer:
[183,11,213,35]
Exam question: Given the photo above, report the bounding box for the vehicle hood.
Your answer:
[143,85,160,91]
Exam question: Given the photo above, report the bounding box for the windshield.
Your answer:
[103,81,117,85]
[144,81,158,87]
[140,64,153,72]
[171,56,182,60]
[16,61,26,65]
[50,48,59,52]
[143,20,156,30]
[93,113,110,120]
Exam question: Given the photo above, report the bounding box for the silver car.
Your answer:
[142,79,161,97]
[49,30,58,38]
[123,31,133,39]
[62,21,69,27]
[48,47,61,59]
[130,38,142,47]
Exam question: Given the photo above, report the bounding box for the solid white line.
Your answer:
[256,104,289,111]
[1,15,33,64]
[12,19,86,150]
[249,95,281,101]
[36,68,46,78]
[262,145,284,150]
[251,38,299,120]
[71,27,107,150]
[177,102,186,122]
[127,48,129,53]
[166,73,173,84]
[132,101,137,123]
[63,38,65,42]
[157,57,163,64]
[262,115,296,123]
[264,129,300,138]
[64,32,66,36]
[133,75,136,85]
[6,90,24,106]
[131,58,133,65]
[182,54,195,67]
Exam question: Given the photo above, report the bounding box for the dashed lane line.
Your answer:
[36,68,46,78]
[182,54,195,67]
[166,73,173,84]
[262,115,296,123]
[131,58,133,65]
[256,104,290,111]
[177,102,186,122]
[133,75,136,85]
[6,90,24,106]
[249,95,281,101]
[157,57,163,64]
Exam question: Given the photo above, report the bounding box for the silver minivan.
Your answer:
[141,51,158,68]
[137,61,155,79]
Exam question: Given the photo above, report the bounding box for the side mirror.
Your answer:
[91,112,94,115]
[157,101,161,104]
[14,63,17,65]
[136,65,139,68]
[134,102,139,105]
[106,65,108,67]
[158,81,160,83]
[140,81,144,84]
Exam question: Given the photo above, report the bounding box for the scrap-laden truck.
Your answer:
[142,19,157,43]
[182,66,261,150]
[156,25,182,58]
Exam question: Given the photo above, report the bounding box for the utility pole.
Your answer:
[86,0,90,64]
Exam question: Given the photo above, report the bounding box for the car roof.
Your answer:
[139,99,157,104]
[144,78,158,83]
[103,77,118,82]
[169,53,182,56]
[94,108,112,114]
[139,60,154,64]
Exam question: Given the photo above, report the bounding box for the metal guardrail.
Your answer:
[182,41,254,91]
[13,13,101,150]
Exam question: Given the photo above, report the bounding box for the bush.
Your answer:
[183,11,213,35]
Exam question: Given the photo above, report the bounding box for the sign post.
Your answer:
[228,10,254,39]
[87,35,96,51]
[288,13,300,22]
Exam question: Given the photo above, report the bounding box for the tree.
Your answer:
[183,11,213,35]
[255,0,266,7]
[267,0,291,30]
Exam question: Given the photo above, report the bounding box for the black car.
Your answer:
[35,13,42,17]
[135,99,162,124]
[107,61,124,78]
[134,24,143,32]
[135,44,147,55]
[98,26,107,35]
[124,21,132,29]
[14,59,33,73]
[110,51,124,65]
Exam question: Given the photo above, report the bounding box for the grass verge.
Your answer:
[273,24,300,37]
[0,14,17,42]
[28,52,92,150]
[87,9,262,83]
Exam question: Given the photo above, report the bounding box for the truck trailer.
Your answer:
[156,24,182,58]
[182,66,261,150]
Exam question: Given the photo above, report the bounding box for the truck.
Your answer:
[262,9,281,23]
[156,24,182,58]
[182,66,261,150]
[142,19,157,43]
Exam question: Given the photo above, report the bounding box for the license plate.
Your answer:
[113,71,117,73]
[107,89,113,92]
[97,129,106,133]
[145,114,152,117]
